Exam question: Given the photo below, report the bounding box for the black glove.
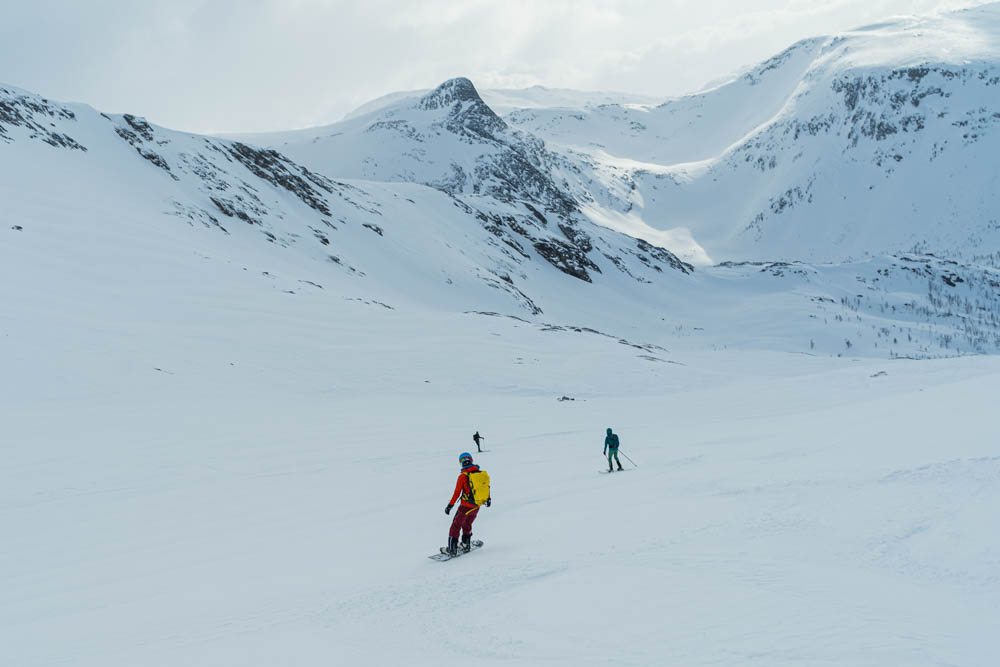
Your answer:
[445,504,453,515]
[486,498,491,508]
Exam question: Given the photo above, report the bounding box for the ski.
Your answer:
[599,468,629,474]
[428,539,484,561]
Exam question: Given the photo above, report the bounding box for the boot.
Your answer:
[617,463,624,471]
[608,465,614,472]
[461,534,472,553]
[446,536,458,556]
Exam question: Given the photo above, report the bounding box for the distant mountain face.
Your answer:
[226,76,695,291]
[4,4,1000,360]
[499,5,1000,263]
[0,81,692,325]
[337,86,664,123]
[249,5,999,267]
[256,77,577,213]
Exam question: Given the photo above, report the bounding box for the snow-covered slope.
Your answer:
[4,196,1000,664]
[0,81,700,323]
[248,78,581,213]
[6,75,999,358]
[481,85,663,115]
[243,5,999,268]
[502,5,1000,263]
[244,76,719,266]
[321,85,662,125]
[504,37,826,166]
[4,6,1000,666]
[3,2,1000,356]
[4,4,1000,357]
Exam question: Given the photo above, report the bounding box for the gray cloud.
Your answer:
[0,0,989,134]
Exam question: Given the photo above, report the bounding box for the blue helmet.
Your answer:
[459,452,473,466]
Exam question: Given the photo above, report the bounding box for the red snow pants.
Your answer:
[449,505,480,539]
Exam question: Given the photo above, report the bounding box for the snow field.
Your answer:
[4,300,999,666]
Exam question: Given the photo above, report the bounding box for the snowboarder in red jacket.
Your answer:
[444,452,491,555]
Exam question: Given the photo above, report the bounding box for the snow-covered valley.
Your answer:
[4,275,999,664]
[3,3,1000,666]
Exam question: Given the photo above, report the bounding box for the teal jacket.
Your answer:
[604,429,619,452]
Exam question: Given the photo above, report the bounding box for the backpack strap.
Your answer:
[461,470,473,504]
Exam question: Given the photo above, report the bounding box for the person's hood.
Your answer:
[607,428,613,435]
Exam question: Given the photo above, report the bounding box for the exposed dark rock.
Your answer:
[0,88,86,150]
[469,144,577,215]
[140,150,172,172]
[210,196,260,225]
[122,114,155,141]
[412,79,580,218]
[328,254,364,276]
[525,203,548,225]
[226,142,333,215]
[635,239,693,274]
[559,224,592,253]
[828,66,998,148]
[533,239,600,282]
[425,78,507,141]
[602,252,640,280]
[112,115,177,178]
[475,211,531,258]
[168,201,228,233]
[480,274,543,314]
[366,119,424,142]
[418,77,491,112]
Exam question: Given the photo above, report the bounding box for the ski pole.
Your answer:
[619,451,638,467]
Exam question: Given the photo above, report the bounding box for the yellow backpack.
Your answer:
[466,470,491,506]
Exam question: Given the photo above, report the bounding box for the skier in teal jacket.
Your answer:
[604,427,623,472]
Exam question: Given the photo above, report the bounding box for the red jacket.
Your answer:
[449,464,480,508]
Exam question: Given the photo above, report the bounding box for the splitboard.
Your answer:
[428,540,484,561]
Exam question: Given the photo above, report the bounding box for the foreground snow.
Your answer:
[3,283,998,665]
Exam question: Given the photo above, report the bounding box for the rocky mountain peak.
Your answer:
[413,77,508,142]
[417,77,483,110]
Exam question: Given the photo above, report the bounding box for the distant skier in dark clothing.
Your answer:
[473,431,484,452]
[604,427,623,472]
[444,452,491,555]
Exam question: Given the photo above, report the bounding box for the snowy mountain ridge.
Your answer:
[0,76,697,326]
[3,3,1000,361]
[239,4,1000,270]
[500,4,1000,263]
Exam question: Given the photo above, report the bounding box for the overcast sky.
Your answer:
[0,0,989,134]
